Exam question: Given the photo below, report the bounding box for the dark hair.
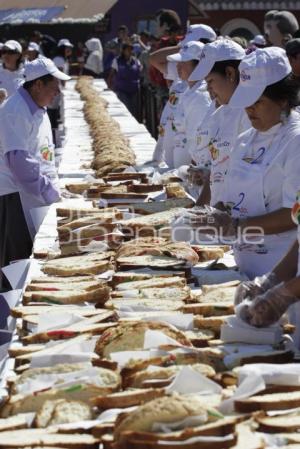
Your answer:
[264,10,278,21]
[140,30,150,38]
[118,25,128,33]
[274,11,299,35]
[23,73,55,90]
[200,38,214,44]
[55,45,70,59]
[156,9,181,30]
[210,59,241,77]
[263,74,300,110]
[265,10,298,35]
[3,53,23,70]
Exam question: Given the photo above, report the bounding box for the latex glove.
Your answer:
[234,273,280,306]
[187,166,210,186]
[238,283,299,327]
[183,205,236,237]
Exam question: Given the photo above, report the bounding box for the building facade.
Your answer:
[189,1,300,39]
[104,0,189,40]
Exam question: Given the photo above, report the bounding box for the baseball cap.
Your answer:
[189,38,245,82]
[250,34,266,46]
[167,41,204,62]
[286,38,300,57]
[28,42,40,52]
[3,40,22,53]
[229,47,291,108]
[24,57,71,82]
[180,24,217,47]
[58,38,73,48]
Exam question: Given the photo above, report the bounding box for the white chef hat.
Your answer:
[58,38,73,48]
[189,38,245,82]
[180,24,217,47]
[167,41,204,62]
[3,39,22,53]
[28,42,40,52]
[24,57,70,82]
[229,47,292,108]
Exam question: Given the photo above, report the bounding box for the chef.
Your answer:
[0,40,24,97]
[166,41,211,169]
[0,57,70,287]
[236,194,300,347]
[185,47,300,280]
[188,38,250,206]
[151,61,187,167]
[150,25,216,170]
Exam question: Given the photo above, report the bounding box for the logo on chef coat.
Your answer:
[169,92,179,105]
[292,196,300,225]
[40,145,53,162]
[208,139,219,161]
[158,124,165,137]
[240,70,251,82]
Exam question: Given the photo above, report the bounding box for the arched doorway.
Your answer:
[221,18,261,40]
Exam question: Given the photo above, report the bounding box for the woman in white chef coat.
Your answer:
[188,38,250,206]
[151,62,188,167]
[186,47,300,280]
[0,40,24,97]
[166,41,211,169]
[236,196,300,347]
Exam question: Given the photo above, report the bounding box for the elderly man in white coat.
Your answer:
[0,57,70,288]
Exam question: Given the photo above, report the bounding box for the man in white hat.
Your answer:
[0,57,70,288]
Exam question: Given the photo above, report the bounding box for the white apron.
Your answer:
[172,101,191,168]
[224,128,296,279]
[160,82,187,168]
[20,111,58,239]
[209,107,250,206]
[289,194,300,348]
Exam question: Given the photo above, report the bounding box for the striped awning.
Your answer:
[0,0,118,23]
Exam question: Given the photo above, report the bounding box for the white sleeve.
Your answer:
[53,56,64,70]
[0,110,31,153]
[282,135,300,208]
[111,58,118,71]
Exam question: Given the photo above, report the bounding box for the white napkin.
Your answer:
[166,366,222,395]
[220,315,283,345]
[219,373,266,414]
[37,312,83,332]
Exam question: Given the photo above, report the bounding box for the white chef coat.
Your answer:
[0,64,24,97]
[0,88,58,237]
[191,100,217,168]
[53,56,69,75]
[206,104,251,206]
[85,39,103,75]
[224,111,300,279]
[49,56,68,110]
[153,80,188,168]
[290,193,300,348]
[172,80,211,169]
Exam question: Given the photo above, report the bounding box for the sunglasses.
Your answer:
[1,49,19,55]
